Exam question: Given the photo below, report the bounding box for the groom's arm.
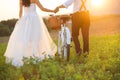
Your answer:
[55,0,73,12]
[62,0,73,8]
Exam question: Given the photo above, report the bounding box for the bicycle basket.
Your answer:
[48,16,61,29]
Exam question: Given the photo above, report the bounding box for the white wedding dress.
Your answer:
[4,3,57,66]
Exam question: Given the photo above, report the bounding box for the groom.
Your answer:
[55,0,90,55]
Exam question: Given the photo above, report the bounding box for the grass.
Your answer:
[0,15,120,80]
[0,34,120,80]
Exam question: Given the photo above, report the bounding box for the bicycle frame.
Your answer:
[61,24,71,45]
[58,23,71,59]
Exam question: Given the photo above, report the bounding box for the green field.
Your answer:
[0,15,120,80]
[0,35,120,80]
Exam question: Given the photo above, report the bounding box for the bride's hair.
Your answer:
[22,0,31,7]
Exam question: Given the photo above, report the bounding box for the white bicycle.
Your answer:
[57,15,71,61]
[48,15,71,61]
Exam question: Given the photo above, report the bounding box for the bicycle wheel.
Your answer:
[62,44,70,61]
[67,44,70,61]
[58,31,62,56]
[63,29,70,61]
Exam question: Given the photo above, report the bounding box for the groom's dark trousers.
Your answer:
[71,11,90,54]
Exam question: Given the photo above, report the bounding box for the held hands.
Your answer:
[54,7,59,13]
[50,6,61,13]
[51,6,59,13]
[53,5,65,13]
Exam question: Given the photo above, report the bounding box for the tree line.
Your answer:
[0,18,50,37]
[0,18,18,37]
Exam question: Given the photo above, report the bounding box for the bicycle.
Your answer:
[48,15,71,61]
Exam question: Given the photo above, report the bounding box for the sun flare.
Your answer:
[91,0,104,7]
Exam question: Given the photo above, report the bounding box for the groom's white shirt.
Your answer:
[63,0,90,13]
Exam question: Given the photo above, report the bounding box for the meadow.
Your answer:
[0,15,120,80]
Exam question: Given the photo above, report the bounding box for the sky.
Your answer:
[0,0,120,21]
[0,0,71,21]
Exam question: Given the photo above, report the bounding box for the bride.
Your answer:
[4,0,57,66]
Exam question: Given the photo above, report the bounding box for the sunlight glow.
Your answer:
[91,0,104,7]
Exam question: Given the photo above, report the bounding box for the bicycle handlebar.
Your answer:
[59,16,71,23]
[49,14,71,24]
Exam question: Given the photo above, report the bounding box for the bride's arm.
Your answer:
[35,0,55,13]
[19,0,23,18]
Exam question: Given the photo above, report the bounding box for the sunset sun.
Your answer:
[91,0,104,7]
